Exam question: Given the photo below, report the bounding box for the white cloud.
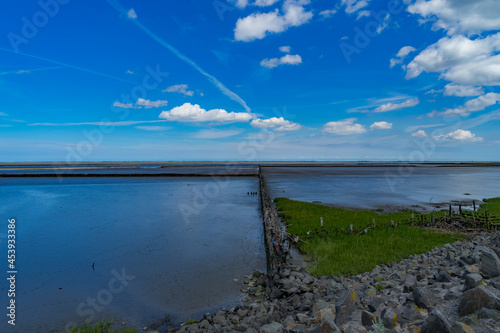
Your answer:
[0,112,7,116]
[162,84,195,96]
[113,102,134,109]
[390,46,416,68]
[261,54,302,68]
[356,10,370,20]
[193,129,243,139]
[232,0,249,8]
[444,84,484,97]
[412,130,428,138]
[323,118,367,135]
[407,0,500,35]
[370,121,392,130]
[135,126,169,131]
[435,92,500,117]
[254,0,280,6]
[250,117,301,131]
[126,70,134,75]
[234,0,313,42]
[319,9,337,18]
[341,0,370,14]
[159,103,252,123]
[376,13,390,34]
[372,97,420,113]
[405,33,500,85]
[30,120,167,127]
[127,9,137,19]
[136,98,168,109]
[279,45,291,53]
[433,129,483,142]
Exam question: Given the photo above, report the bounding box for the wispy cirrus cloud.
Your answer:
[372,97,420,113]
[29,120,168,126]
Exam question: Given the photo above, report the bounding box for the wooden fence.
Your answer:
[291,208,500,241]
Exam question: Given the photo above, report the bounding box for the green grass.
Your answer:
[479,197,500,216]
[274,197,447,237]
[69,320,137,333]
[301,226,463,276]
[274,198,467,276]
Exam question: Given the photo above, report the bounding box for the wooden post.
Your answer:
[459,205,462,215]
[372,217,376,229]
[411,213,414,225]
[350,224,353,234]
[473,200,476,211]
[320,217,325,238]
[449,205,452,216]
[432,214,435,224]
[391,220,394,228]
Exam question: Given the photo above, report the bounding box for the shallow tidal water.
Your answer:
[0,176,265,332]
[263,166,500,211]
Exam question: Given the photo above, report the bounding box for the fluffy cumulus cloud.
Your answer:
[234,0,313,42]
[372,97,420,113]
[390,46,416,68]
[260,54,302,68]
[407,0,500,35]
[341,0,370,14]
[127,9,137,19]
[405,32,500,86]
[279,45,291,53]
[250,117,301,131]
[162,84,194,96]
[159,103,252,123]
[434,92,500,117]
[136,98,168,108]
[370,121,392,130]
[444,84,485,97]
[412,130,428,138]
[323,118,367,135]
[433,129,483,142]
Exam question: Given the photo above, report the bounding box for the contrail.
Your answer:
[0,47,136,85]
[106,0,251,112]
[0,66,63,76]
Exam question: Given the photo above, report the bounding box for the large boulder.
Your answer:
[480,248,500,278]
[413,287,439,309]
[335,289,357,326]
[459,285,500,316]
[259,322,284,333]
[420,306,452,333]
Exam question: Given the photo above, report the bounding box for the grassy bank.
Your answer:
[69,320,136,333]
[274,198,478,276]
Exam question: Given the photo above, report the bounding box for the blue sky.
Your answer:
[1,0,499,162]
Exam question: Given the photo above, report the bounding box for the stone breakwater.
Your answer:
[165,232,500,333]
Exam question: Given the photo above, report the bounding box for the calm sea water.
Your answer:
[263,166,500,211]
[0,176,265,332]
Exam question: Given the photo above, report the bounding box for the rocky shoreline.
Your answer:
[164,231,500,333]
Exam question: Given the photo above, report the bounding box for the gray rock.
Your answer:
[477,307,500,321]
[296,313,310,324]
[320,313,340,333]
[361,311,374,327]
[260,322,284,333]
[367,296,385,312]
[459,285,500,316]
[413,287,439,309]
[346,323,367,333]
[420,306,452,333]
[335,289,357,326]
[450,322,475,333]
[464,274,483,291]
[381,308,398,330]
[480,248,500,278]
[437,271,453,283]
